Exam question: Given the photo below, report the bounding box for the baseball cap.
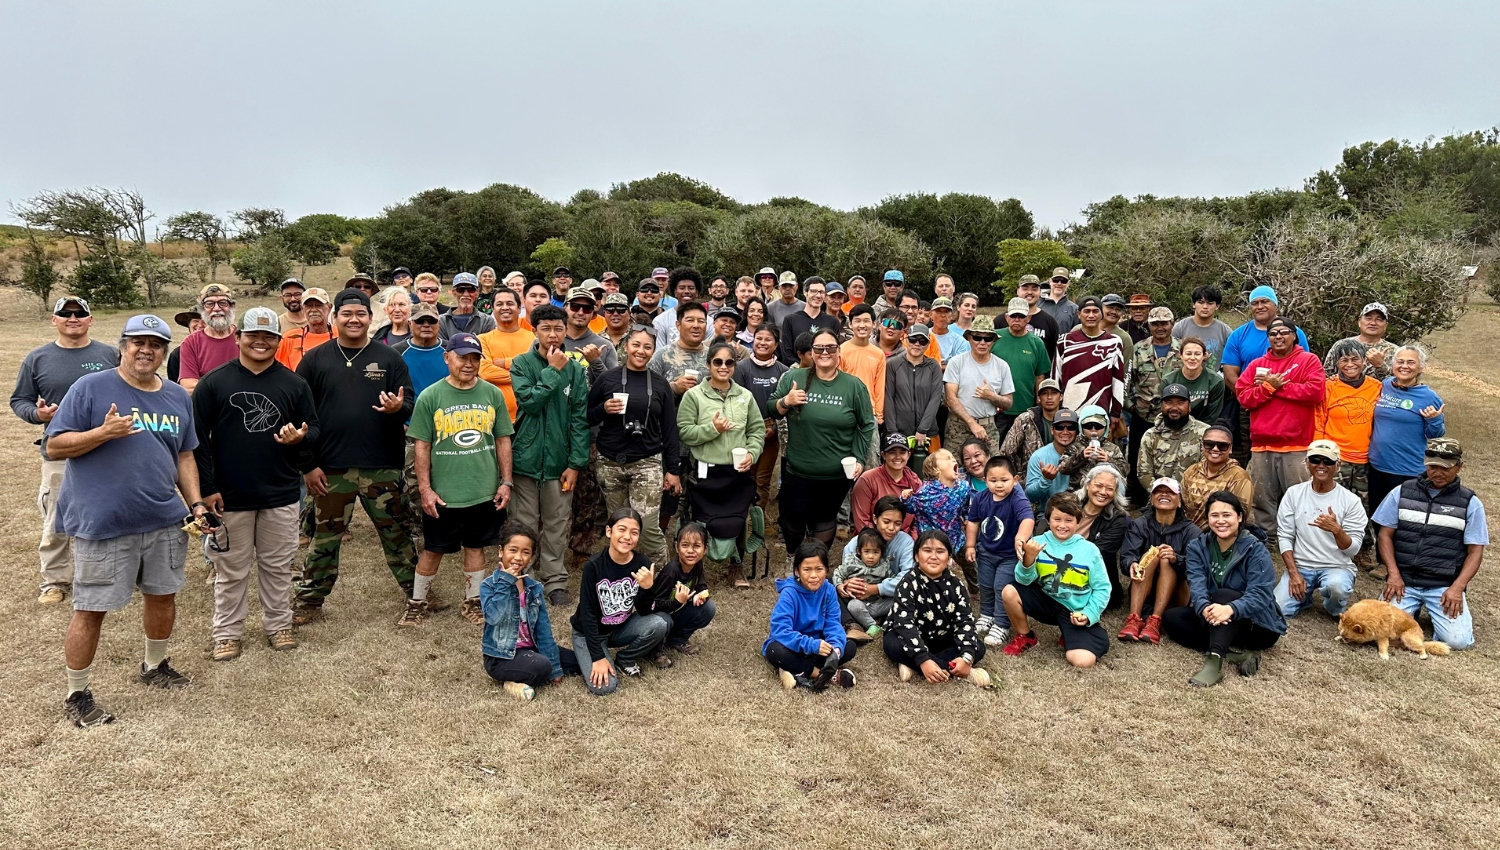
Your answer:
[1050,267,1071,280]
[173,308,201,328]
[882,432,911,453]
[1127,293,1152,306]
[53,296,91,316]
[1079,405,1109,427]
[1052,408,1080,426]
[711,305,742,321]
[1018,274,1041,287]
[906,323,931,342]
[280,277,305,291]
[410,302,440,321]
[651,267,669,279]
[1162,383,1191,401]
[445,332,483,356]
[554,266,574,277]
[603,293,629,308]
[345,273,376,289]
[1148,306,1174,323]
[451,272,479,290]
[566,287,595,304]
[882,270,904,283]
[1077,295,1103,311]
[301,287,331,305]
[757,267,776,278]
[1006,297,1031,317]
[583,278,606,294]
[1362,302,1390,319]
[600,271,621,284]
[825,282,845,295]
[391,267,413,279]
[1424,437,1463,468]
[1101,293,1126,308]
[1307,439,1341,462]
[965,316,997,336]
[200,283,235,300]
[333,288,372,311]
[637,279,661,293]
[1037,378,1061,394]
[932,296,955,311]
[238,306,282,337]
[122,314,172,341]
[1150,477,1182,495]
[778,271,798,286]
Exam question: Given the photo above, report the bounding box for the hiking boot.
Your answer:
[211,639,242,662]
[652,651,675,669]
[984,626,1011,648]
[459,597,484,626]
[1002,632,1039,657]
[1189,653,1225,688]
[396,599,428,628]
[547,588,573,608]
[779,669,797,690]
[670,641,699,656]
[1354,549,1377,571]
[1226,648,1261,677]
[64,689,115,728]
[426,589,451,613]
[726,560,750,589]
[38,585,66,605]
[1117,613,1144,641]
[975,615,994,637]
[845,627,872,644]
[204,563,216,586]
[291,604,324,626]
[138,658,190,689]
[968,667,993,688]
[502,681,535,702]
[897,664,915,682]
[266,629,298,652]
[832,669,857,689]
[1139,615,1163,645]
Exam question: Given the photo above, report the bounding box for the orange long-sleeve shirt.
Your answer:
[274,327,332,371]
[1313,375,1381,464]
[840,339,888,423]
[477,326,536,421]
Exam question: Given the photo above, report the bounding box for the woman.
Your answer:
[1314,338,1382,521]
[1039,464,1131,610]
[737,297,768,347]
[1179,425,1254,530]
[678,341,765,587]
[882,530,990,687]
[1117,479,1202,644]
[480,524,564,701]
[959,438,989,493]
[763,540,856,690]
[1162,337,1225,424]
[1162,490,1285,687]
[588,329,682,564]
[474,266,499,314]
[370,286,413,347]
[770,329,878,554]
[1367,343,1445,517]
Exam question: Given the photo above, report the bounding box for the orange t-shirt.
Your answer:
[274,327,333,371]
[1313,376,1382,464]
[840,339,888,422]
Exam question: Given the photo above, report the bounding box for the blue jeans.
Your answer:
[663,599,717,647]
[976,548,1017,621]
[571,613,671,695]
[1394,586,1474,650]
[1273,567,1355,618]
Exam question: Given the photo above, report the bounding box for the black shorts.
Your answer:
[1011,581,1110,658]
[421,501,504,554]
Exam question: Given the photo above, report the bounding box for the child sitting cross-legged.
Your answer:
[881,530,990,687]
[479,523,565,702]
[763,541,857,691]
[999,492,1111,668]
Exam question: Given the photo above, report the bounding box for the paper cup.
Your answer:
[732,447,748,467]
[841,456,858,479]
[683,369,700,381]
[612,392,629,405]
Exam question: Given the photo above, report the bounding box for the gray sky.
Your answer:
[5,1,1496,230]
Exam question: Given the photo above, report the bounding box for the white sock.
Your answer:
[463,569,486,599]
[66,665,91,696]
[144,638,169,670]
[412,572,436,602]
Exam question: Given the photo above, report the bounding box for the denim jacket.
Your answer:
[480,571,564,680]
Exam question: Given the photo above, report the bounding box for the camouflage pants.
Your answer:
[595,455,668,563]
[1336,461,1373,552]
[401,438,424,549]
[296,468,418,606]
[944,414,1000,459]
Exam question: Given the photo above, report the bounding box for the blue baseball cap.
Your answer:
[445,332,483,356]
[882,270,904,283]
[122,314,172,341]
[825,281,845,295]
[452,272,479,290]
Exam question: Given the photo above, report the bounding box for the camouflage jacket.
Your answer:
[1323,336,1398,382]
[1136,415,1210,490]
[1180,458,1255,529]
[1126,337,1182,420]
[647,342,710,388]
[1000,407,1052,469]
[1057,436,1129,480]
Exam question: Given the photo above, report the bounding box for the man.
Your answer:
[1040,267,1079,333]
[398,303,449,394]
[933,273,956,301]
[1137,383,1210,491]
[1179,425,1255,530]
[1273,440,1366,620]
[929,297,969,367]
[563,286,620,385]
[943,316,1015,454]
[549,266,575,307]
[476,288,535,421]
[633,278,667,325]
[404,331,515,627]
[1024,407,1079,506]
[346,273,379,299]
[876,308,907,357]
[1099,294,1135,361]
[843,274,867,314]
[437,272,498,339]
[1220,285,1308,459]
[1171,285,1231,370]
[278,278,308,331]
[884,325,943,469]
[840,304,888,435]
[872,270,905,315]
[1373,437,1485,650]
[1015,275,1060,361]
[599,292,635,359]
[851,433,923,533]
[178,283,239,392]
[274,288,333,370]
[766,270,805,331]
[600,270,623,296]
[704,275,730,312]
[193,307,318,661]
[167,308,203,384]
[11,295,120,604]
[412,273,450,315]
[653,268,702,350]
[823,281,848,328]
[1325,301,1399,381]
[992,298,1051,440]
[1126,306,1183,501]
[47,314,206,726]
[1001,378,1063,471]
[779,276,832,365]
[1054,296,1126,424]
[1235,316,1324,535]
[954,291,979,334]
[293,289,418,623]
[391,267,414,290]
[1121,294,1154,343]
[710,305,750,361]
[509,305,590,607]
[896,289,921,327]
[649,301,711,395]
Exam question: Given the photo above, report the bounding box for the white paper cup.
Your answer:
[732,447,748,467]
[841,456,858,479]
[612,392,629,406]
[683,369,700,381]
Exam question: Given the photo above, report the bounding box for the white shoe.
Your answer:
[984,627,1010,648]
[967,667,992,688]
[974,615,994,637]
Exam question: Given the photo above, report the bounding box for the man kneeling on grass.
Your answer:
[882,530,990,686]
[999,492,1111,668]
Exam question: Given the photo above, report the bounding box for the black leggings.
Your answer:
[764,639,858,677]
[778,471,853,554]
[881,632,986,669]
[1162,589,1281,656]
[483,651,555,688]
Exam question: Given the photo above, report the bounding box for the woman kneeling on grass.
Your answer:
[1000,492,1112,668]
[1162,490,1285,687]
[480,524,566,701]
[882,530,990,687]
[571,508,670,696]
[763,541,857,691]
[645,522,716,669]
[834,495,915,642]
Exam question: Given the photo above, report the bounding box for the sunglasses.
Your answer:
[1308,456,1338,466]
[1426,451,1460,461]
[453,286,477,293]
[1051,277,1069,283]
[1202,440,1230,451]
[1082,423,1106,431]
[710,358,735,367]
[55,310,89,319]
[602,306,627,315]
[416,287,440,294]
[880,318,905,330]
[811,344,839,355]
[968,334,996,343]
[1053,423,1079,432]
[567,302,595,312]
[413,317,439,325]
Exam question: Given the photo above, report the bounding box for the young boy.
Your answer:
[836,496,916,642]
[963,456,1035,646]
[999,492,1111,668]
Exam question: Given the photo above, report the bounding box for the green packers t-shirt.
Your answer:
[408,379,514,508]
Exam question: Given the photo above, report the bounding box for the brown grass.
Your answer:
[0,288,1497,849]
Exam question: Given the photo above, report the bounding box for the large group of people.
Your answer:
[10,265,1486,726]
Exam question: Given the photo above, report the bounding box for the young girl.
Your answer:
[479,524,565,701]
[906,449,971,549]
[647,522,716,666]
[763,541,856,691]
[834,528,889,640]
[1000,492,1111,668]
[570,508,670,696]
[883,530,990,687]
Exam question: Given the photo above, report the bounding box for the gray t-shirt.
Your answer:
[765,298,806,331]
[943,352,1016,419]
[1276,481,1367,572]
[10,340,121,441]
[562,329,620,387]
[1171,317,1232,370]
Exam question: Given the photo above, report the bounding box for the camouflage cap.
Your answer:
[1148,306,1174,323]
[964,315,996,336]
[1424,437,1463,468]
[1018,274,1041,286]
[602,292,629,308]
[931,296,955,311]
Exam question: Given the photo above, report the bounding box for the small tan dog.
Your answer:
[1337,599,1451,659]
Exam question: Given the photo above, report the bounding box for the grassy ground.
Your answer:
[0,287,1497,849]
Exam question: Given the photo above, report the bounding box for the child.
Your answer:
[963,455,1035,647]
[835,528,889,640]
[906,449,971,549]
[835,496,915,642]
[480,523,565,701]
[647,522,716,666]
[763,541,856,690]
[570,508,670,695]
[999,492,1111,668]
[883,530,991,687]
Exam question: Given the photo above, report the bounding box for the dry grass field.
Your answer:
[1,283,1497,850]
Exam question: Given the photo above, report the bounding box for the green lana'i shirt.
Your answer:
[407,378,514,507]
[991,330,1052,412]
[769,367,875,479]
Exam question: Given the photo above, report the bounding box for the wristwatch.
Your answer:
[499,480,513,488]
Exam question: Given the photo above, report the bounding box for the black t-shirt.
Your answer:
[1025,310,1061,363]
[193,360,321,511]
[296,340,414,470]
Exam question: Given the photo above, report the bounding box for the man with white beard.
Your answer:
[178,284,240,393]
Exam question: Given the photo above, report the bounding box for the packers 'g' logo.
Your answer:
[452,429,484,448]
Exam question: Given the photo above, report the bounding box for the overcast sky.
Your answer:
[5,1,1495,230]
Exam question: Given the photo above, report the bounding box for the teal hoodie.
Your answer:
[1013,530,1111,625]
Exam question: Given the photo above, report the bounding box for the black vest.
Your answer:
[1392,476,1475,588]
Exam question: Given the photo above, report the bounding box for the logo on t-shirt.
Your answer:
[432,404,495,452]
[363,362,386,382]
[81,362,108,372]
[595,576,639,625]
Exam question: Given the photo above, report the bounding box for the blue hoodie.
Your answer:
[762,576,847,657]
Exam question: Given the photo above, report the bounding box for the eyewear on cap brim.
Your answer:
[1426,451,1460,461]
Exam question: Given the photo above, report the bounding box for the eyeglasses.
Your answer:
[1202,440,1230,451]
[602,306,627,315]
[202,299,234,309]
[710,358,735,367]
[880,318,904,330]
[416,287,440,294]
[1307,457,1338,466]
[968,334,996,343]
[567,302,595,312]
[1267,329,1294,337]
[811,344,839,355]
[1053,423,1079,432]
[55,310,88,319]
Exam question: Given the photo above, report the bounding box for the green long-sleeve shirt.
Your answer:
[769,368,876,480]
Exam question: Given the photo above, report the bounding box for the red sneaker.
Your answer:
[1117,613,1144,641]
[1002,632,1039,656]
[1139,614,1163,645]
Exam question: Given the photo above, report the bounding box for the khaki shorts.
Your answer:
[72,526,188,612]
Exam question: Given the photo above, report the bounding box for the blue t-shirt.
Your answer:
[46,370,198,540]
[934,327,970,366]
[1220,322,1309,371]
[1372,485,1489,545]
[966,485,1035,558]
[401,344,449,398]
[1369,379,1445,477]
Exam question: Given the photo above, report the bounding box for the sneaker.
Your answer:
[547,588,573,608]
[459,597,484,626]
[291,604,324,626]
[832,669,857,689]
[1139,615,1163,645]
[266,629,298,652]
[1001,632,1039,657]
[968,667,993,688]
[865,623,883,639]
[138,658,190,689]
[845,627,872,644]
[975,615,994,637]
[211,639,242,662]
[620,662,643,678]
[425,589,451,613]
[670,642,699,656]
[64,689,115,728]
[652,651,675,669]
[984,627,1010,648]
[38,585,66,605]
[779,669,797,690]
[1117,613,1144,642]
[897,664,915,682]
[396,599,428,628]
[502,681,535,702]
